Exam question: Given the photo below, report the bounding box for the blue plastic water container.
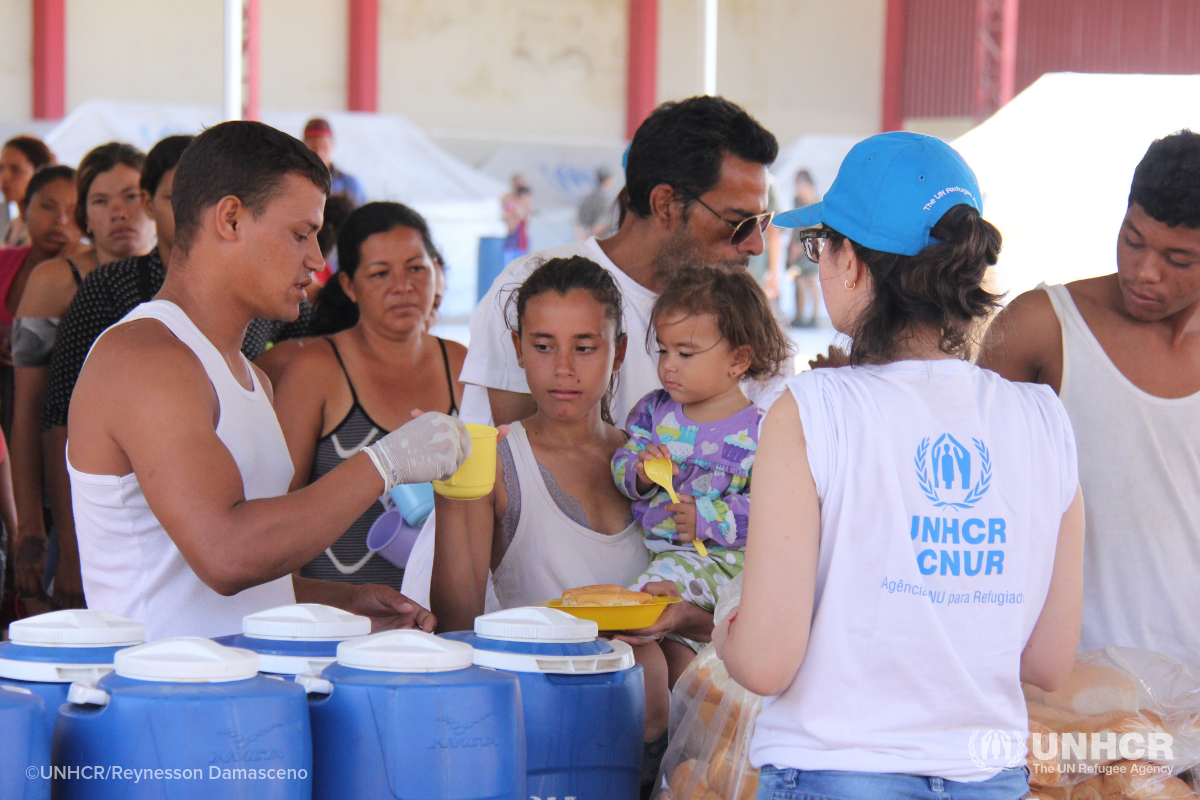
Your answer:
[1,684,51,800]
[212,603,370,677]
[443,607,645,800]
[0,610,145,744]
[54,637,311,799]
[300,629,526,800]
[477,236,507,302]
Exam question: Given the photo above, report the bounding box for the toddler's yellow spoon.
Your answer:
[644,456,708,558]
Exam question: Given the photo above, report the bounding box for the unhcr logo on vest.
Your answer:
[915,434,992,510]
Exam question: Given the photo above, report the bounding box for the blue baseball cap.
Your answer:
[774,132,981,257]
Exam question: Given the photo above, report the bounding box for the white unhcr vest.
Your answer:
[68,300,295,640]
[750,359,1078,781]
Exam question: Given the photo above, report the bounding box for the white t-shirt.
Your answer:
[458,237,790,428]
[750,360,1078,781]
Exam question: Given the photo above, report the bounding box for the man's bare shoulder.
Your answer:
[998,286,1058,326]
[77,319,215,405]
[1062,274,1118,311]
[69,319,219,475]
[978,288,1063,386]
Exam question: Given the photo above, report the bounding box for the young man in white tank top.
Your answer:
[980,130,1200,666]
[66,121,470,640]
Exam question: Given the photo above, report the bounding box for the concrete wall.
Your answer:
[382,0,629,142]
[65,0,223,111]
[261,0,346,112]
[662,0,889,141]
[0,0,888,149]
[0,0,31,123]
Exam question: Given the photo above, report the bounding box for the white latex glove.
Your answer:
[364,412,471,493]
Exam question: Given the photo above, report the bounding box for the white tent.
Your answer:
[953,72,1200,303]
[45,99,506,315]
[480,141,625,252]
[770,134,860,203]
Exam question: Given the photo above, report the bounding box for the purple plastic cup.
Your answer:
[366,510,421,570]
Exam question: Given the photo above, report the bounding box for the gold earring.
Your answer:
[845,279,856,290]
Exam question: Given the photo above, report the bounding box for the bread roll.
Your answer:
[565,584,625,594]
[1101,761,1196,799]
[739,769,759,800]
[705,738,738,788]
[1028,719,1068,787]
[1063,776,1105,800]
[1039,776,1106,800]
[561,585,653,607]
[703,721,760,800]
[1026,683,1048,704]
[1106,709,1169,744]
[698,697,741,740]
[1043,663,1139,717]
[666,760,722,800]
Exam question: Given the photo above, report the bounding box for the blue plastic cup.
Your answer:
[389,483,434,527]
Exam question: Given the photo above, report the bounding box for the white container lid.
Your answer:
[471,637,636,675]
[114,638,259,683]
[474,606,598,643]
[8,610,145,647]
[242,604,370,641]
[337,630,473,673]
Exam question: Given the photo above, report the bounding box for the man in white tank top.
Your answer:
[980,130,1200,666]
[66,121,470,640]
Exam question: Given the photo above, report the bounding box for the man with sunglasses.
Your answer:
[460,95,785,430]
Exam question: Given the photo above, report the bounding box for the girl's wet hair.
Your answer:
[649,266,793,380]
[505,255,626,425]
[827,204,1003,364]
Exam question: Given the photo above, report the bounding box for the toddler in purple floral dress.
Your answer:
[611,267,792,671]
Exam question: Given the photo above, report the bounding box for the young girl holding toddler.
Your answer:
[612,266,792,682]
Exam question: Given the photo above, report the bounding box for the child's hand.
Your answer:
[666,495,697,539]
[633,444,679,493]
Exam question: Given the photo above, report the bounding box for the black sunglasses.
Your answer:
[687,194,774,246]
[798,228,831,263]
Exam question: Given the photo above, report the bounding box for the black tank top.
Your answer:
[300,336,459,590]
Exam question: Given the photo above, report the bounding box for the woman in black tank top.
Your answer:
[275,203,464,592]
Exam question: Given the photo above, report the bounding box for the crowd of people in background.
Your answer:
[0,94,1199,800]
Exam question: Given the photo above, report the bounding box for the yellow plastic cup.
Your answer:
[432,423,498,501]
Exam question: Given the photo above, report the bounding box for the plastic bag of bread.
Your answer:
[1025,646,1200,796]
[654,575,762,800]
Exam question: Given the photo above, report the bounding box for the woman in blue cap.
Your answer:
[716,132,1084,799]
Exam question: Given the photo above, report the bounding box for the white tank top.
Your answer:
[1042,283,1200,665]
[750,360,1078,781]
[68,300,295,640]
[491,421,650,608]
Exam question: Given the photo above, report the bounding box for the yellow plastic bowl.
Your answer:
[538,596,682,631]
